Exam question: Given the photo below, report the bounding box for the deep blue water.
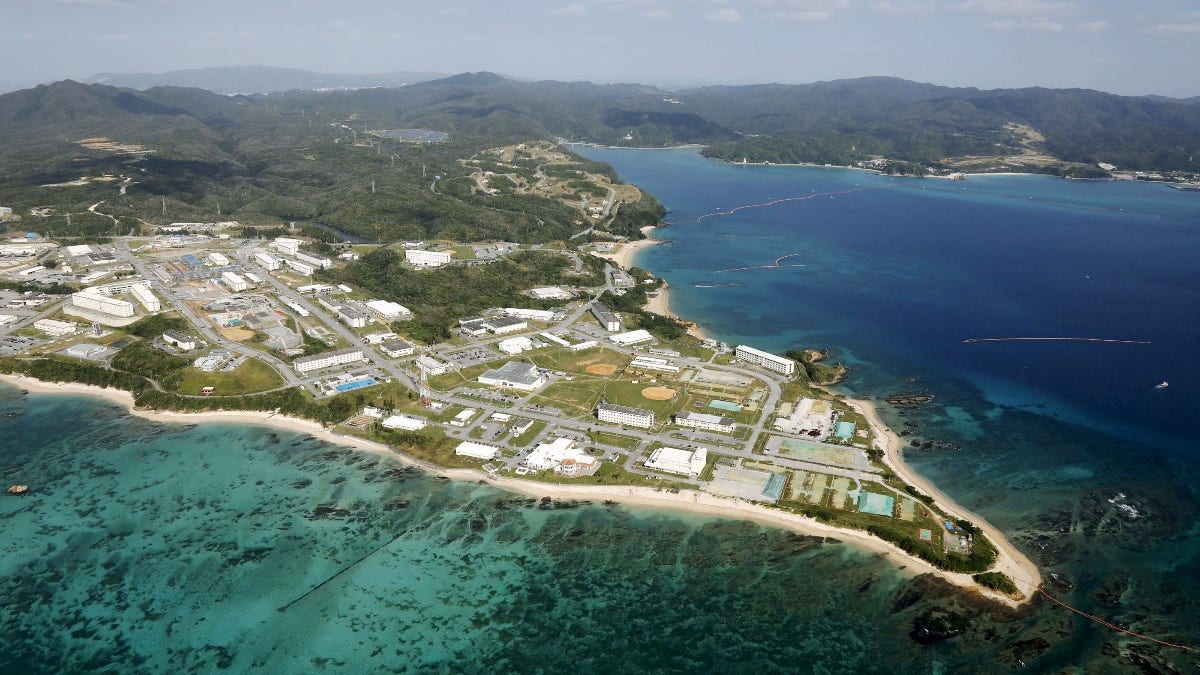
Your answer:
[574,146,1200,671]
[578,148,1199,452]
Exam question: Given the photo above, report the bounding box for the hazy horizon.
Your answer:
[5,0,1200,98]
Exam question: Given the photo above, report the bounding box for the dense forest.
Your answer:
[326,248,605,343]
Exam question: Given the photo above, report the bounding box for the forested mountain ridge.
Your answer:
[1,73,1196,243]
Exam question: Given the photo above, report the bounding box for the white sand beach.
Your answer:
[1,372,1039,606]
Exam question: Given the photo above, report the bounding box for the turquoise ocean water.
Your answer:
[4,148,1200,672]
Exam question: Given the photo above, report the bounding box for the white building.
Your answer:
[295,251,332,269]
[525,437,599,475]
[0,206,12,218]
[71,291,134,317]
[243,272,263,284]
[34,318,78,336]
[365,299,412,322]
[529,286,572,300]
[477,361,546,391]
[281,299,310,317]
[162,331,198,351]
[363,331,397,344]
[568,340,598,352]
[0,314,16,326]
[455,440,499,460]
[285,259,315,276]
[271,237,302,256]
[450,409,477,427]
[129,284,161,312]
[208,252,230,266]
[610,329,654,346]
[629,355,680,373]
[221,271,248,292]
[645,446,708,476]
[416,355,449,376]
[597,402,654,429]
[337,306,368,328]
[482,317,527,334]
[502,307,556,322]
[498,336,535,355]
[735,344,796,376]
[540,332,571,347]
[405,249,452,267]
[254,252,282,271]
[380,340,415,358]
[675,411,736,434]
[774,397,833,436]
[382,415,427,431]
[590,303,622,332]
[293,347,366,373]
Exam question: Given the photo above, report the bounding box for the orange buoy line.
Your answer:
[962,337,1151,344]
[1037,586,1199,652]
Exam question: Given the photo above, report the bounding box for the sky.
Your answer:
[4,0,1200,97]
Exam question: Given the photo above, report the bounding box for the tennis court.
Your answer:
[857,491,895,517]
[708,399,741,412]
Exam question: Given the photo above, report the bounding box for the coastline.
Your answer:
[0,372,1035,607]
[841,395,1043,600]
[592,224,661,269]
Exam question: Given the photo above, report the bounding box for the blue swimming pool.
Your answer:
[334,378,377,393]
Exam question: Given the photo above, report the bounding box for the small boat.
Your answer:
[1154,381,1169,390]
[6,485,29,495]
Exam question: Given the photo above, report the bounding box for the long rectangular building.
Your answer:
[254,252,281,271]
[735,344,795,376]
[675,411,736,434]
[590,302,622,332]
[405,249,452,267]
[629,355,680,373]
[71,291,134,317]
[293,347,366,373]
[130,284,161,312]
[596,402,654,429]
[645,446,707,476]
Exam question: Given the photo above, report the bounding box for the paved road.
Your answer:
[115,240,301,386]
[99,237,874,489]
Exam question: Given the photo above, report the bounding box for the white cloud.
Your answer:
[1146,21,1200,34]
[705,7,744,23]
[1145,12,1200,34]
[550,3,588,17]
[984,17,1062,31]
[641,7,672,18]
[869,0,937,14]
[955,0,1079,16]
[757,0,851,22]
[1076,19,1108,33]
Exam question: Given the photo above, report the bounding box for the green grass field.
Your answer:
[587,430,642,451]
[175,358,285,395]
[531,379,606,416]
[601,379,689,421]
[527,346,631,374]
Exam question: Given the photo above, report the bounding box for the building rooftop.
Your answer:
[484,316,526,330]
[597,402,654,418]
[676,411,734,425]
[479,361,543,387]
